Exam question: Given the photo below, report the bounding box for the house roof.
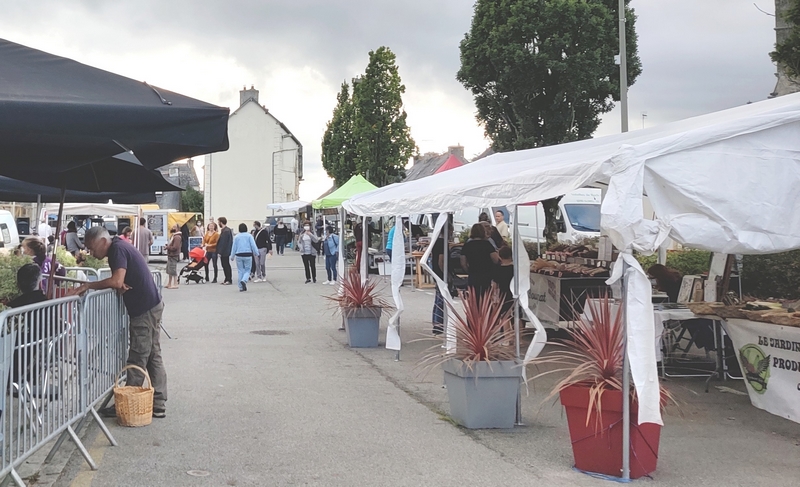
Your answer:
[403,152,469,182]
[230,99,303,150]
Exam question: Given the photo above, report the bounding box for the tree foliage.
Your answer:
[321,82,357,187]
[457,0,641,244]
[181,187,204,213]
[771,0,800,80]
[322,47,416,188]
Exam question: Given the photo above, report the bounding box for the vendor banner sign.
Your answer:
[528,274,561,326]
[724,319,800,424]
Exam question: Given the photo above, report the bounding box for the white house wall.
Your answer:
[205,101,301,229]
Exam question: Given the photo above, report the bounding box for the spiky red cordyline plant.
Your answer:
[324,269,392,311]
[526,294,671,429]
[418,283,517,374]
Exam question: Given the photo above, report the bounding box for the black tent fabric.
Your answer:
[0,176,160,204]
[0,38,229,186]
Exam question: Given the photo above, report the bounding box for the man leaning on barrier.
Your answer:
[67,226,168,419]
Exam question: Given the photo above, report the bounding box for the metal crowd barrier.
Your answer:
[0,289,126,486]
[62,267,101,282]
[151,270,163,293]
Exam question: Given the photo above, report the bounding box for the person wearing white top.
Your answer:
[37,221,52,242]
[494,210,510,239]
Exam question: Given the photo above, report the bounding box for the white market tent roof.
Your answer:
[345,92,800,256]
[44,203,140,217]
[345,92,800,426]
[267,200,310,212]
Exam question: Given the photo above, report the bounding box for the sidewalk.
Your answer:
[47,257,799,486]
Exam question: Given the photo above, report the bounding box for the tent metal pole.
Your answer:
[619,0,631,478]
[47,186,66,299]
[407,218,414,292]
[512,205,523,425]
[621,259,631,480]
[361,216,368,283]
[534,203,541,257]
[442,213,449,354]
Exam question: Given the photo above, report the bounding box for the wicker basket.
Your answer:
[114,365,154,427]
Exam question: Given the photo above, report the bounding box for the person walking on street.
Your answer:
[135,217,153,260]
[69,226,168,419]
[165,224,182,289]
[290,216,299,250]
[253,221,273,282]
[460,223,500,300]
[273,219,289,255]
[322,225,339,285]
[217,217,234,285]
[65,221,85,256]
[232,223,258,292]
[298,221,320,283]
[315,216,325,238]
[203,222,220,283]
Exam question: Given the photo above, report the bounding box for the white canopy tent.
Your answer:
[267,200,310,212]
[43,202,140,217]
[345,92,800,426]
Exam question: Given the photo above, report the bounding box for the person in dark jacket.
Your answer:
[216,217,234,285]
[273,219,290,255]
[180,223,190,261]
[252,221,273,282]
[8,264,47,309]
[460,223,500,300]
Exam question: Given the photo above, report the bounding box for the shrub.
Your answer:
[0,253,33,307]
[635,249,711,277]
[741,250,800,300]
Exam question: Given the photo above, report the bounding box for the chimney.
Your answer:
[240,85,259,106]
[448,145,464,159]
[187,158,194,170]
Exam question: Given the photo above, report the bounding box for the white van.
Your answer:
[452,188,602,244]
[0,210,21,252]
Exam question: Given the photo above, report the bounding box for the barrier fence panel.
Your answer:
[62,267,101,282]
[151,270,163,293]
[0,288,128,485]
[82,290,128,410]
[98,268,112,281]
[0,297,83,486]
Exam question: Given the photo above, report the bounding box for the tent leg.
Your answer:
[621,259,631,480]
[47,185,66,298]
[407,217,414,292]
[361,217,368,283]
[512,205,523,426]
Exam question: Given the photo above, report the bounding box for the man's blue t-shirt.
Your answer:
[107,237,160,317]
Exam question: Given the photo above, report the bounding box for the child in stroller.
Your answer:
[181,247,208,284]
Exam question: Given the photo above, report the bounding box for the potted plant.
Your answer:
[421,284,519,429]
[527,295,670,479]
[327,269,390,348]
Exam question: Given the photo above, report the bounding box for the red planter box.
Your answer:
[559,385,661,479]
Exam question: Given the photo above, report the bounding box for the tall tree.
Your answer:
[321,82,358,187]
[352,47,416,187]
[771,0,800,86]
[457,0,641,243]
[181,187,204,213]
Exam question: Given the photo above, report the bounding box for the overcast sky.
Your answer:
[1,1,779,200]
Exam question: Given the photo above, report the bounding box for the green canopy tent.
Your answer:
[311,174,378,209]
[311,174,379,285]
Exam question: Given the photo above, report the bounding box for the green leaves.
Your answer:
[321,47,416,188]
[457,0,642,151]
[771,0,800,81]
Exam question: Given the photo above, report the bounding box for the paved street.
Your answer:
[53,256,800,487]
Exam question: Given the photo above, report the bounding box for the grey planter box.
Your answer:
[343,307,381,348]
[442,358,521,429]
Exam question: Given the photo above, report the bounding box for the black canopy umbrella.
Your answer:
[0,173,179,204]
[0,38,229,185]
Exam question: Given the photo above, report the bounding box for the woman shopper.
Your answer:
[65,221,85,256]
[21,237,66,294]
[273,219,289,255]
[322,225,339,285]
[165,224,182,289]
[216,217,234,285]
[120,226,133,243]
[203,222,220,283]
[298,220,320,283]
[459,223,500,300]
[231,223,258,291]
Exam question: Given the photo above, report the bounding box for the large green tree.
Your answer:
[321,82,357,187]
[181,187,204,213]
[352,47,416,187]
[457,0,641,243]
[771,0,800,81]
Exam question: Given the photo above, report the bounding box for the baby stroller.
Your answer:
[181,247,208,284]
